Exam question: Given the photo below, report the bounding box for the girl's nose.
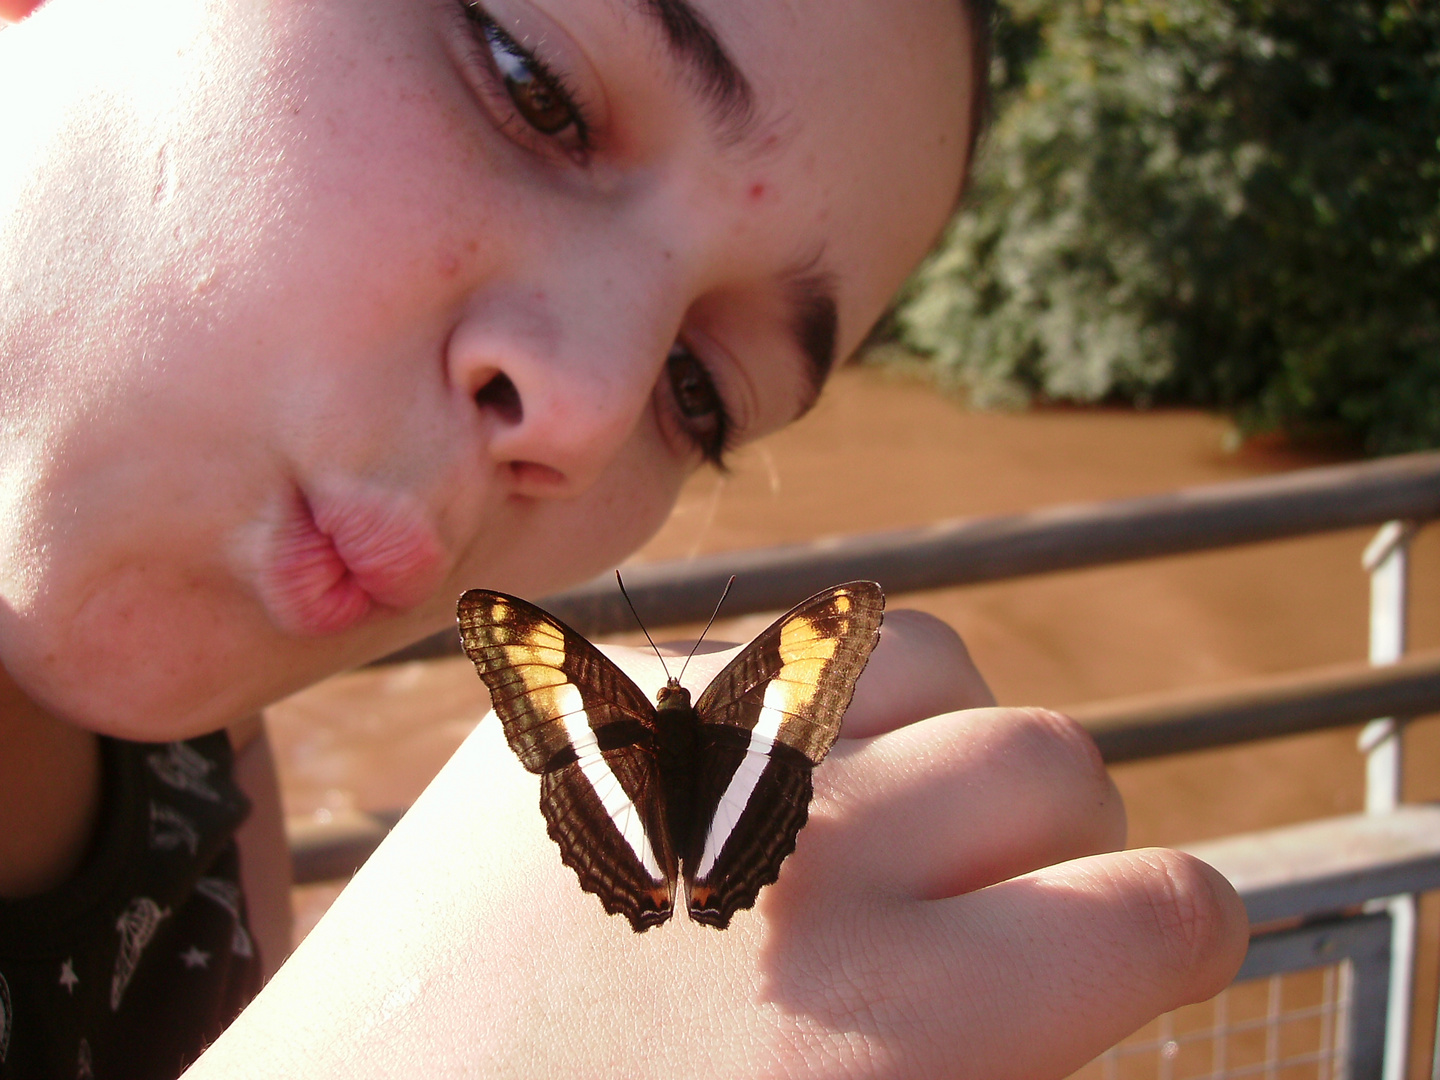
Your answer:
[446,289,670,497]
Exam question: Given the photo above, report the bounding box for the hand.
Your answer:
[187,611,1247,1079]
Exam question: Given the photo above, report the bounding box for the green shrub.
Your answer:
[893,0,1440,453]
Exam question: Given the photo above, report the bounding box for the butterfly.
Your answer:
[456,581,884,931]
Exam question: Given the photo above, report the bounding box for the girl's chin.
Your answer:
[16,670,255,744]
[5,604,301,742]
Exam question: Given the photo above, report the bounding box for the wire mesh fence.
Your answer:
[1072,967,1352,1080]
[1071,913,1393,1080]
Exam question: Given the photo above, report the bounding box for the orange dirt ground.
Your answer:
[268,365,1440,1072]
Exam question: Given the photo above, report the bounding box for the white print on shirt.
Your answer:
[0,970,11,1063]
[179,946,211,970]
[77,1037,94,1079]
[111,897,171,1011]
[194,876,254,958]
[148,801,201,855]
[59,958,79,994]
[146,743,221,803]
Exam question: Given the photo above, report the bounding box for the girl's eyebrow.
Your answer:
[633,0,758,143]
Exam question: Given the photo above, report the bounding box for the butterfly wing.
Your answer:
[457,589,677,931]
[683,581,884,928]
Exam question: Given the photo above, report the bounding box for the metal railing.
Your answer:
[383,450,1440,658]
[289,449,1440,1080]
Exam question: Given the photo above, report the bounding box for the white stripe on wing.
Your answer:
[694,681,788,879]
[557,686,664,881]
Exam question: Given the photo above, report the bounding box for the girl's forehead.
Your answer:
[670,0,976,350]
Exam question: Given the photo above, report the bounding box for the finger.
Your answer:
[805,706,1125,898]
[763,848,1249,1080]
[843,609,995,739]
[940,849,1251,1077]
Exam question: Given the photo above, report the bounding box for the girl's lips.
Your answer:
[258,486,448,637]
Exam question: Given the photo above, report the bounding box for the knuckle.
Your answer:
[960,707,1126,858]
[883,607,966,650]
[878,609,994,712]
[1013,707,1110,791]
[1014,707,1125,850]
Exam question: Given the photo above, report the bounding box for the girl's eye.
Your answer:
[455,2,590,156]
[666,344,733,470]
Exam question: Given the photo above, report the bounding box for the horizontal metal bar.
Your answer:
[1236,910,1391,984]
[383,451,1440,660]
[1185,805,1440,927]
[288,809,402,885]
[1073,649,1440,764]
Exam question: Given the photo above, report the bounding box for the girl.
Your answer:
[0,0,1247,1076]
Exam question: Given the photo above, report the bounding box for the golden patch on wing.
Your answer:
[777,616,841,666]
[759,676,822,716]
[466,606,563,647]
[525,680,586,720]
[486,639,568,669]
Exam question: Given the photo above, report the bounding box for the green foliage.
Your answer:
[893,0,1440,453]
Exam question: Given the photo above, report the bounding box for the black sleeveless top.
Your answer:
[0,732,262,1079]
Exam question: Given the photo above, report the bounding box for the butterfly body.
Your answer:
[457,581,884,932]
[652,682,702,857]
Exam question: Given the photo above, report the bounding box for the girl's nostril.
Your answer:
[474,373,522,424]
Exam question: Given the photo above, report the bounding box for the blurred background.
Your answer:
[891,0,1439,459]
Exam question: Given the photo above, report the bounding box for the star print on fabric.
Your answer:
[59,959,79,994]
[179,946,211,970]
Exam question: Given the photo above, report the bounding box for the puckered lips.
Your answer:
[258,485,447,637]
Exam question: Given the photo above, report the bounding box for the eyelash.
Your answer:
[666,343,735,471]
[452,0,592,160]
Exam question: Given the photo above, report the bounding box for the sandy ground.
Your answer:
[267,365,1440,1071]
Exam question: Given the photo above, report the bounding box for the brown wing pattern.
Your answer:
[456,590,657,772]
[456,589,676,932]
[693,581,884,762]
[684,582,884,927]
[540,751,677,931]
[682,732,813,929]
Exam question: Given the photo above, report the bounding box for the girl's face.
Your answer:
[0,0,973,737]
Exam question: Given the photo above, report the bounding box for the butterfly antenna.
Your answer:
[616,571,673,682]
[676,575,736,685]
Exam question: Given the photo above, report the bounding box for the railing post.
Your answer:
[1358,520,1416,1080]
